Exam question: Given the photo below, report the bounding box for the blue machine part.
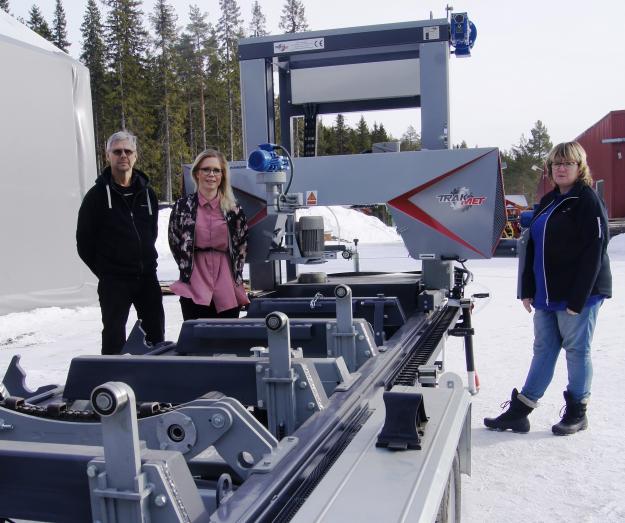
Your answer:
[248,143,290,172]
[450,12,477,57]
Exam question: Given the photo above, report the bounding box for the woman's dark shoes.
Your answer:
[484,388,534,433]
[552,391,588,436]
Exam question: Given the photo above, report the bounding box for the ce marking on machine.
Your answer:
[273,38,325,54]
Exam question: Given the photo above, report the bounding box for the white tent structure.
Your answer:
[0,11,97,314]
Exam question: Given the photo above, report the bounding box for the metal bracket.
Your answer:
[88,382,154,521]
[87,382,207,522]
[260,312,329,438]
[121,320,152,354]
[417,365,439,386]
[376,387,428,450]
[1,355,58,399]
[448,327,474,337]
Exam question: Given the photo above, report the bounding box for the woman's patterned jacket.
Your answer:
[168,193,248,285]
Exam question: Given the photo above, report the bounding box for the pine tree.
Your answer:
[279,0,308,33]
[504,121,553,203]
[104,0,159,192]
[249,0,267,37]
[524,120,553,162]
[353,116,371,153]
[151,0,187,202]
[334,114,349,154]
[80,0,106,170]
[316,117,333,155]
[27,5,53,42]
[371,122,390,144]
[182,4,215,152]
[401,125,421,151]
[0,1,10,14]
[216,0,244,159]
[104,0,147,130]
[176,34,197,152]
[51,0,70,52]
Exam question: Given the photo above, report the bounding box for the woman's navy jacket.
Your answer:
[521,182,612,313]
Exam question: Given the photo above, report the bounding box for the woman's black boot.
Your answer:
[484,388,535,433]
[552,391,588,435]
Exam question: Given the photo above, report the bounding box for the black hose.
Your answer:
[275,144,294,195]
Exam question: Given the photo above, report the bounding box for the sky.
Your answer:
[10,0,625,151]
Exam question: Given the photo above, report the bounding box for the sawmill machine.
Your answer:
[0,12,505,522]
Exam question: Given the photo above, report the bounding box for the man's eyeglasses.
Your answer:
[198,167,223,176]
[552,161,578,169]
[111,148,135,156]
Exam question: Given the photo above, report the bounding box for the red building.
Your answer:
[536,110,625,218]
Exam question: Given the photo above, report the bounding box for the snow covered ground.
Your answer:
[445,236,625,522]
[1,208,623,522]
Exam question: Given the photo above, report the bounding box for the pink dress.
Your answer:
[171,193,249,312]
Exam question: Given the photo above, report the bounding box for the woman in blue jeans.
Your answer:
[484,141,612,435]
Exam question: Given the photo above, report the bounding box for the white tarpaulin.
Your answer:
[0,11,97,314]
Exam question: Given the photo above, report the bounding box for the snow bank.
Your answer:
[156,204,402,281]
[157,204,400,253]
[156,206,178,281]
[297,206,401,244]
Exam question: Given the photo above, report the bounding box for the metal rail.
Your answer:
[390,306,459,387]
[210,307,451,523]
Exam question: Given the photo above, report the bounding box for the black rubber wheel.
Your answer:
[435,450,461,523]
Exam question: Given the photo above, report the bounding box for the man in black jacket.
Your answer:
[77,131,164,354]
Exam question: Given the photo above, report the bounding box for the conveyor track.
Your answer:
[390,305,459,387]
[272,406,373,522]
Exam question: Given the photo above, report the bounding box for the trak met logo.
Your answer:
[436,187,486,211]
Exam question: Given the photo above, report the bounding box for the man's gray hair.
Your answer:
[106,130,138,152]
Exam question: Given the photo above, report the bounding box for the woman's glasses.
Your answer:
[552,161,578,169]
[198,167,223,177]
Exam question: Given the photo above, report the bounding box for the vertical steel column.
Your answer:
[240,57,282,290]
[419,41,450,150]
[240,58,276,156]
[278,61,293,154]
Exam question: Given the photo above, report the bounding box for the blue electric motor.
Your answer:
[450,12,477,57]
[248,143,290,172]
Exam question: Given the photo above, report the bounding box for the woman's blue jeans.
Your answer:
[521,302,602,403]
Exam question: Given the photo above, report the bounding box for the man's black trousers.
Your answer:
[97,273,165,355]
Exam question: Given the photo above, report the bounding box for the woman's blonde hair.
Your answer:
[190,149,237,212]
[546,141,593,187]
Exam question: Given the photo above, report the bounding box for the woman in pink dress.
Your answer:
[168,149,249,320]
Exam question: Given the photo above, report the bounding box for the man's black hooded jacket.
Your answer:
[76,166,159,279]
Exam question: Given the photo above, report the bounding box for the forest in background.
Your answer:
[2,0,553,204]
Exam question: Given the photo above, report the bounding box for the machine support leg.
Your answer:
[352,239,360,272]
[333,285,357,370]
[264,312,297,438]
[460,300,478,395]
[89,382,151,522]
